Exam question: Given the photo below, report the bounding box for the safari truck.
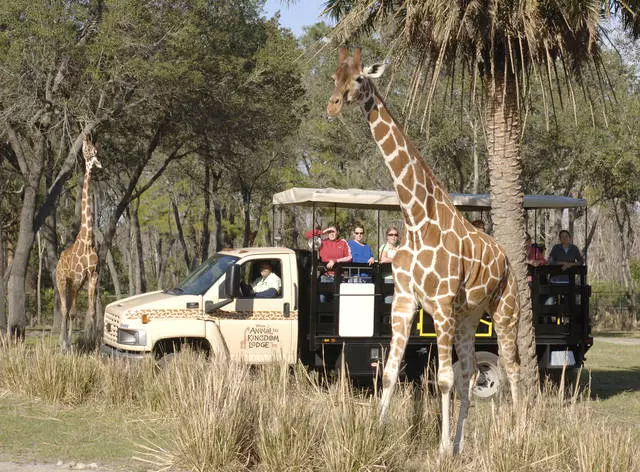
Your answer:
[101,188,593,398]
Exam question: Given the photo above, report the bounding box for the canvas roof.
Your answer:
[272,187,587,211]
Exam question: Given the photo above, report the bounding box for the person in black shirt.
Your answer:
[548,230,583,269]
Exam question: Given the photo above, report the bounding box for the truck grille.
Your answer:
[103,310,120,344]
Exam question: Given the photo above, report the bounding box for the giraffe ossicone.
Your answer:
[327,47,520,455]
[55,136,101,352]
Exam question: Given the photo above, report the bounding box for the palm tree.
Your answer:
[323,0,640,393]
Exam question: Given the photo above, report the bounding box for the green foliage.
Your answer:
[631,258,640,288]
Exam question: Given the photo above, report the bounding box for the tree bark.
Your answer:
[214,201,224,252]
[485,73,540,395]
[172,199,191,269]
[42,212,61,331]
[242,189,252,247]
[130,202,146,294]
[0,228,6,333]
[7,180,39,340]
[201,164,211,262]
[613,200,637,312]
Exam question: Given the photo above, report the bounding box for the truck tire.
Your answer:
[156,352,177,370]
[453,351,501,401]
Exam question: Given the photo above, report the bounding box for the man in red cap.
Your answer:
[318,225,351,275]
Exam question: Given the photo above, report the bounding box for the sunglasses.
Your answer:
[388,233,398,236]
[354,231,364,235]
[326,230,336,233]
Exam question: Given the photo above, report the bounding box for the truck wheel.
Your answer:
[156,352,177,370]
[454,351,501,401]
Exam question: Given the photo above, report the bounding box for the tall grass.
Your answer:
[0,338,638,471]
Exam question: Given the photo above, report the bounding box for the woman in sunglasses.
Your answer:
[348,225,375,265]
[379,226,400,263]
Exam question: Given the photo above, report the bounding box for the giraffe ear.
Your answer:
[338,47,348,64]
[352,47,362,70]
[363,62,386,79]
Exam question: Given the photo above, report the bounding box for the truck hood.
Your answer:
[105,291,203,317]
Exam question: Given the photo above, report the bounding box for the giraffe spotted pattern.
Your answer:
[56,136,102,352]
[327,47,520,456]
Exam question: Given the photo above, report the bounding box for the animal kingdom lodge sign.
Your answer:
[241,325,280,350]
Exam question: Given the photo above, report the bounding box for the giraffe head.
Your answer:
[327,47,386,117]
[82,136,102,171]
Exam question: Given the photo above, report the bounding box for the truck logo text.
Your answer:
[241,325,280,350]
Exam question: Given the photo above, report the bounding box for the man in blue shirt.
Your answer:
[348,225,375,265]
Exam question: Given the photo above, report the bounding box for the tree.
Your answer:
[323,0,640,393]
[0,0,290,336]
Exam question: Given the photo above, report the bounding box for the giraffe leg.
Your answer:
[433,305,455,456]
[57,277,71,352]
[452,313,481,455]
[379,294,417,422]
[66,288,79,352]
[85,271,99,343]
[490,273,521,408]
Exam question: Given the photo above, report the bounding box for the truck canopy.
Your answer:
[272,187,587,211]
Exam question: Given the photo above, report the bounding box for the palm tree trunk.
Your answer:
[485,73,540,395]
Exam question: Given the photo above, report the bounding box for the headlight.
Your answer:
[117,328,147,346]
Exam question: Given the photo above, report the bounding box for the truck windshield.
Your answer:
[174,254,239,295]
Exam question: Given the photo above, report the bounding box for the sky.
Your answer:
[263,0,330,37]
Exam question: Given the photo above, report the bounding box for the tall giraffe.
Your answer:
[55,136,101,351]
[327,48,520,454]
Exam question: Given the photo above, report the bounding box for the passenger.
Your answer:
[471,219,486,232]
[347,225,375,265]
[379,226,400,263]
[545,230,583,306]
[548,230,583,269]
[318,226,352,276]
[525,232,546,266]
[251,262,281,298]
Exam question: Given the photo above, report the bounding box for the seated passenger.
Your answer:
[544,230,583,306]
[318,225,351,278]
[525,232,546,266]
[251,262,281,298]
[379,226,400,263]
[347,225,375,265]
[471,219,486,232]
[548,230,583,270]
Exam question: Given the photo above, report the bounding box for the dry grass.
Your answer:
[0,337,638,471]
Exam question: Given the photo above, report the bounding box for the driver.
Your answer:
[250,262,281,298]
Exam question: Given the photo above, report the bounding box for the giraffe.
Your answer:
[327,48,520,455]
[55,136,101,351]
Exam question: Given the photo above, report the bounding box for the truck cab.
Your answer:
[101,248,300,364]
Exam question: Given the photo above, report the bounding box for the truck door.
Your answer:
[217,256,297,364]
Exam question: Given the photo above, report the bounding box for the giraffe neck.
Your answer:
[78,168,94,245]
[362,85,449,230]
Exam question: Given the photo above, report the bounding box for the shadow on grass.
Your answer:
[586,367,640,400]
[592,330,640,338]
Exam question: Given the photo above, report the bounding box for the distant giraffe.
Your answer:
[327,48,520,454]
[55,137,101,351]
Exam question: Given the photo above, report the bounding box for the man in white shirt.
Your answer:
[251,262,281,298]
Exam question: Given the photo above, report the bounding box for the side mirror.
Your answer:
[219,264,241,299]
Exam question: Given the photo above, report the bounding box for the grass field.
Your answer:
[0,334,638,471]
[584,336,640,430]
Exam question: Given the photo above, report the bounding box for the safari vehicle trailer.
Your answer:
[101,188,592,399]
[273,188,593,397]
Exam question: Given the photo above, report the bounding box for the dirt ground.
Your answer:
[0,460,115,471]
[595,336,640,345]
